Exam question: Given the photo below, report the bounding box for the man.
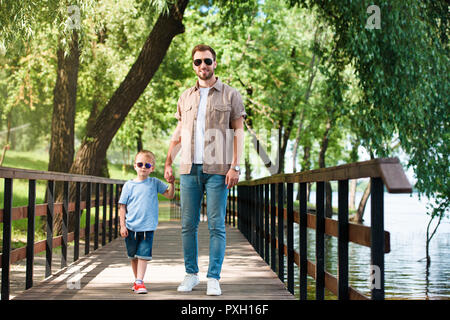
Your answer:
[164,44,246,296]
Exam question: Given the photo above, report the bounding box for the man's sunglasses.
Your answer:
[193,58,213,66]
[136,162,152,169]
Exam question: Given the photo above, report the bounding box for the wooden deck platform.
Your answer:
[12,221,295,300]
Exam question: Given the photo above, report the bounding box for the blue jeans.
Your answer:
[180,164,228,280]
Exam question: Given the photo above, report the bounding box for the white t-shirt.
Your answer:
[194,87,210,164]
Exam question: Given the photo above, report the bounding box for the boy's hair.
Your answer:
[135,150,156,165]
[191,44,216,61]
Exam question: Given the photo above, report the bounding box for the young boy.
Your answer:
[119,150,174,294]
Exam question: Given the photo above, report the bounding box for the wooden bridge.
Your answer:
[9,220,293,300]
[0,158,412,300]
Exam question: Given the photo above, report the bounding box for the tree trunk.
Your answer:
[136,129,143,152]
[48,31,80,235]
[425,212,443,268]
[351,181,371,223]
[245,142,252,181]
[277,124,284,174]
[348,139,360,211]
[0,110,12,166]
[297,144,311,201]
[318,118,333,218]
[292,111,304,173]
[325,181,333,218]
[48,31,79,175]
[279,115,295,174]
[69,0,189,177]
[349,179,357,210]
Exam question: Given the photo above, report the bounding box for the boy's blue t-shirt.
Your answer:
[118,177,168,232]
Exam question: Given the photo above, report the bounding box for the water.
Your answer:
[285,192,450,299]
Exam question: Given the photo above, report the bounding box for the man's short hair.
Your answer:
[191,44,216,61]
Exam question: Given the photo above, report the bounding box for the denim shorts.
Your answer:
[124,230,154,260]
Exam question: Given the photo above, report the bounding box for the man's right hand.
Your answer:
[164,163,175,183]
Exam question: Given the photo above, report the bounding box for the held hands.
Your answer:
[225,169,240,189]
[164,163,175,183]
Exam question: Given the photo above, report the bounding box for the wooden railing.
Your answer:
[0,166,125,300]
[234,158,412,300]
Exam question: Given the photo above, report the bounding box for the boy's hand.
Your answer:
[120,225,128,238]
[163,181,175,199]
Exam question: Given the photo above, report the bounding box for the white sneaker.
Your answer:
[177,274,200,292]
[206,278,222,296]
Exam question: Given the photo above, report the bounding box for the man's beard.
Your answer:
[197,69,213,80]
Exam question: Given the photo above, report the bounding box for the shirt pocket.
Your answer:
[181,104,194,125]
[211,104,231,128]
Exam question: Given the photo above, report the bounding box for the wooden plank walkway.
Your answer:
[12,221,295,300]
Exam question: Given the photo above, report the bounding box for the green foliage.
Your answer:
[0,27,55,150]
[2,0,447,220]
[290,0,449,217]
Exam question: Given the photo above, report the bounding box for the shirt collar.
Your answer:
[192,77,222,93]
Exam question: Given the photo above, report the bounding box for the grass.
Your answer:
[0,149,173,251]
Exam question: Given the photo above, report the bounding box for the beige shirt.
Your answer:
[173,77,246,175]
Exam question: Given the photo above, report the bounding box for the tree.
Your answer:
[48,1,95,177]
[290,0,449,263]
[220,0,327,175]
[69,0,190,177]
[0,1,60,155]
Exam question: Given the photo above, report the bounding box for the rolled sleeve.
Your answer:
[174,96,182,121]
[230,90,247,121]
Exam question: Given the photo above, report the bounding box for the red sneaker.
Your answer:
[132,282,148,294]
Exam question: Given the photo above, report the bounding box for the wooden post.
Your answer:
[277,183,284,282]
[299,182,308,300]
[94,183,100,250]
[264,184,270,265]
[115,184,120,239]
[315,181,325,300]
[45,180,55,278]
[371,177,385,300]
[287,182,294,294]
[259,184,264,259]
[1,178,13,300]
[109,184,113,242]
[270,183,276,272]
[338,179,349,300]
[85,182,91,255]
[102,184,107,246]
[61,181,69,268]
[26,179,36,290]
[74,182,81,261]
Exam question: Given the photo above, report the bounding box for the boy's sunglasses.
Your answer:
[193,58,213,66]
[136,162,152,169]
